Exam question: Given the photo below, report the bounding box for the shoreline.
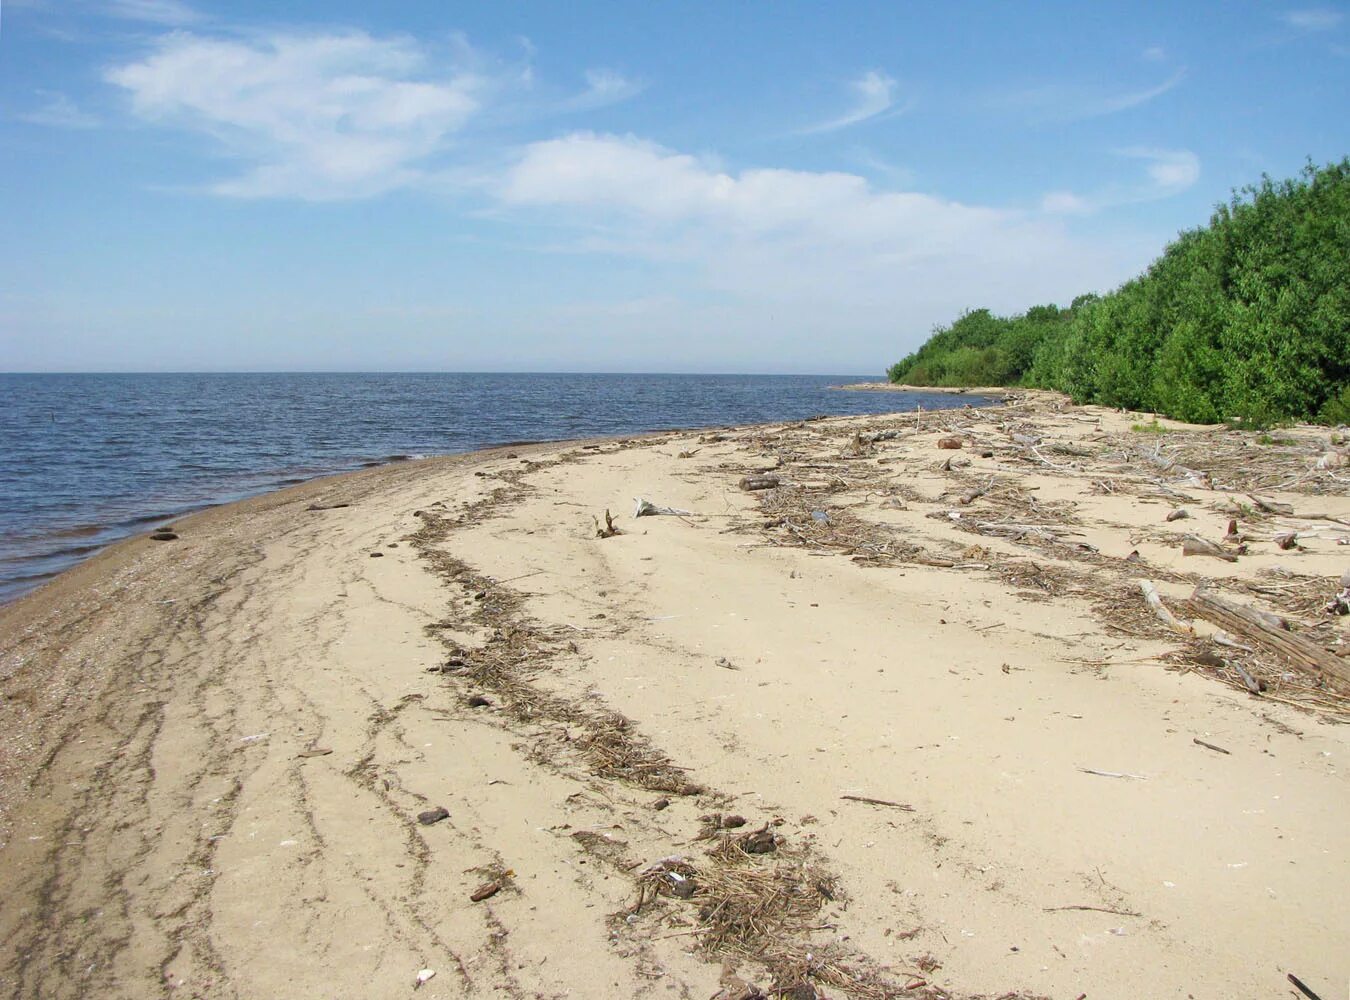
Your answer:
[2,398,1346,999]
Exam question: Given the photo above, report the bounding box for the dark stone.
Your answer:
[369,552,384,558]
[417,807,449,825]
[653,798,670,811]
[150,531,179,542]
[721,814,747,829]
[467,695,491,708]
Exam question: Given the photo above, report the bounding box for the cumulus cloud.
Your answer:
[106,31,481,199]
[499,132,1123,331]
[1281,8,1344,30]
[798,71,905,134]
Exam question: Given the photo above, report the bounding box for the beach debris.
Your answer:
[1043,904,1142,917]
[149,530,179,541]
[677,449,700,459]
[634,497,693,517]
[1248,494,1295,516]
[1315,451,1346,470]
[1274,531,1301,550]
[470,877,507,902]
[809,510,830,524]
[1223,519,1243,544]
[1288,972,1327,1000]
[296,747,333,758]
[840,794,915,812]
[594,509,621,538]
[667,871,698,898]
[1182,535,1241,561]
[739,474,780,491]
[306,502,350,511]
[1078,768,1147,779]
[721,814,747,828]
[1193,737,1231,755]
[414,969,436,989]
[466,694,492,708]
[1190,588,1350,687]
[1325,587,1350,616]
[653,798,670,811]
[239,732,269,743]
[417,807,450,826]
[1166,508,1190,522]
[1137,579,1192,634]
[937,435,963,449]
[369,551,384,558]
[715,657,739,670]
[738,825,779,854]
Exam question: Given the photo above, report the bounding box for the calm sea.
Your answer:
[0,372,981,603]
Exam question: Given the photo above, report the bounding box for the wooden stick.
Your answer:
[1043,904,1143,917]
[1190,588,1350,688]
[840,794,915,811]
[1137,579,1191,634]
[1193,737,1230,755]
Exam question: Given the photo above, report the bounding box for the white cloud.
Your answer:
[1282,8,1344,30]
[19,91,98,128]
[106,31,481,199]
[992,68,1185,121]
[1041,148,1200,215]
[561,68,644,110]
[1142,45,1167,62]
[105,0,201,26]
[798,70,905,134]
[498,132,1123,335]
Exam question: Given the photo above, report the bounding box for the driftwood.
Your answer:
[1190,588,1350,688]
[1182,535,1240,562]
[739,474,780,491]
[840,794,915,811]
[634,497,692,517]
[1137,580,1191,634]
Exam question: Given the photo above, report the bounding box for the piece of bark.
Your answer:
[1190,588,1350,688]
[1137,580,1191,634]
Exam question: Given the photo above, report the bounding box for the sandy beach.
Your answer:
[1,394,1347,1000]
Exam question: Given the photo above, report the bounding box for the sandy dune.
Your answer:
[2,396,1347,1000]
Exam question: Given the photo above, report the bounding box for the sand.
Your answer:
[1,394,1347,1000]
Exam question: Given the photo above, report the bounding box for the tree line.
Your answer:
[887,159,1349,425]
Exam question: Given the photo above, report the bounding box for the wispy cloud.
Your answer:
[1041,147,1200,215]
[1281,8,1344,30]
[19,90,99,129]
[560,68,645,112]
[105,0,202,26]
[107,31,482,199]
[992,68,1185,122]
[798,71,907,134]
[1141,45,1167,62]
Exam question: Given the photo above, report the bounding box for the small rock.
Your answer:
[671,877,696,899]
[979,449,994,458]
[936,436,963,450]
[721,814,747,829]
[653,798,671,811]
[369,551,384,558]
[417,807,449,826]
[466,695,491,708]
[1166,508,1190,522]
[150,531,179,542]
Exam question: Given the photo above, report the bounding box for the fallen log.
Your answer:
[1190,588,1350,688]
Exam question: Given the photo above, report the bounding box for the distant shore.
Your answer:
[2,396,1346,1000]
[833,380,1016,398]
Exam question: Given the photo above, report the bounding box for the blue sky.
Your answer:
[1,1,1346,373]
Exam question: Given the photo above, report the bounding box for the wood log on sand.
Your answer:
[1189,588,1350,688]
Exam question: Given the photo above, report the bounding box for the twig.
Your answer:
[840,794,915,811]
[1192,737,1231,755]
[1078,768,1147,780]
[1043,904,1143,917]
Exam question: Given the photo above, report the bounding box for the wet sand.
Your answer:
[2,395,1347,1000]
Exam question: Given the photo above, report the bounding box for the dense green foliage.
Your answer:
[887,159,1350,424]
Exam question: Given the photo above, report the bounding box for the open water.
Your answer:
[0,372,986,603]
